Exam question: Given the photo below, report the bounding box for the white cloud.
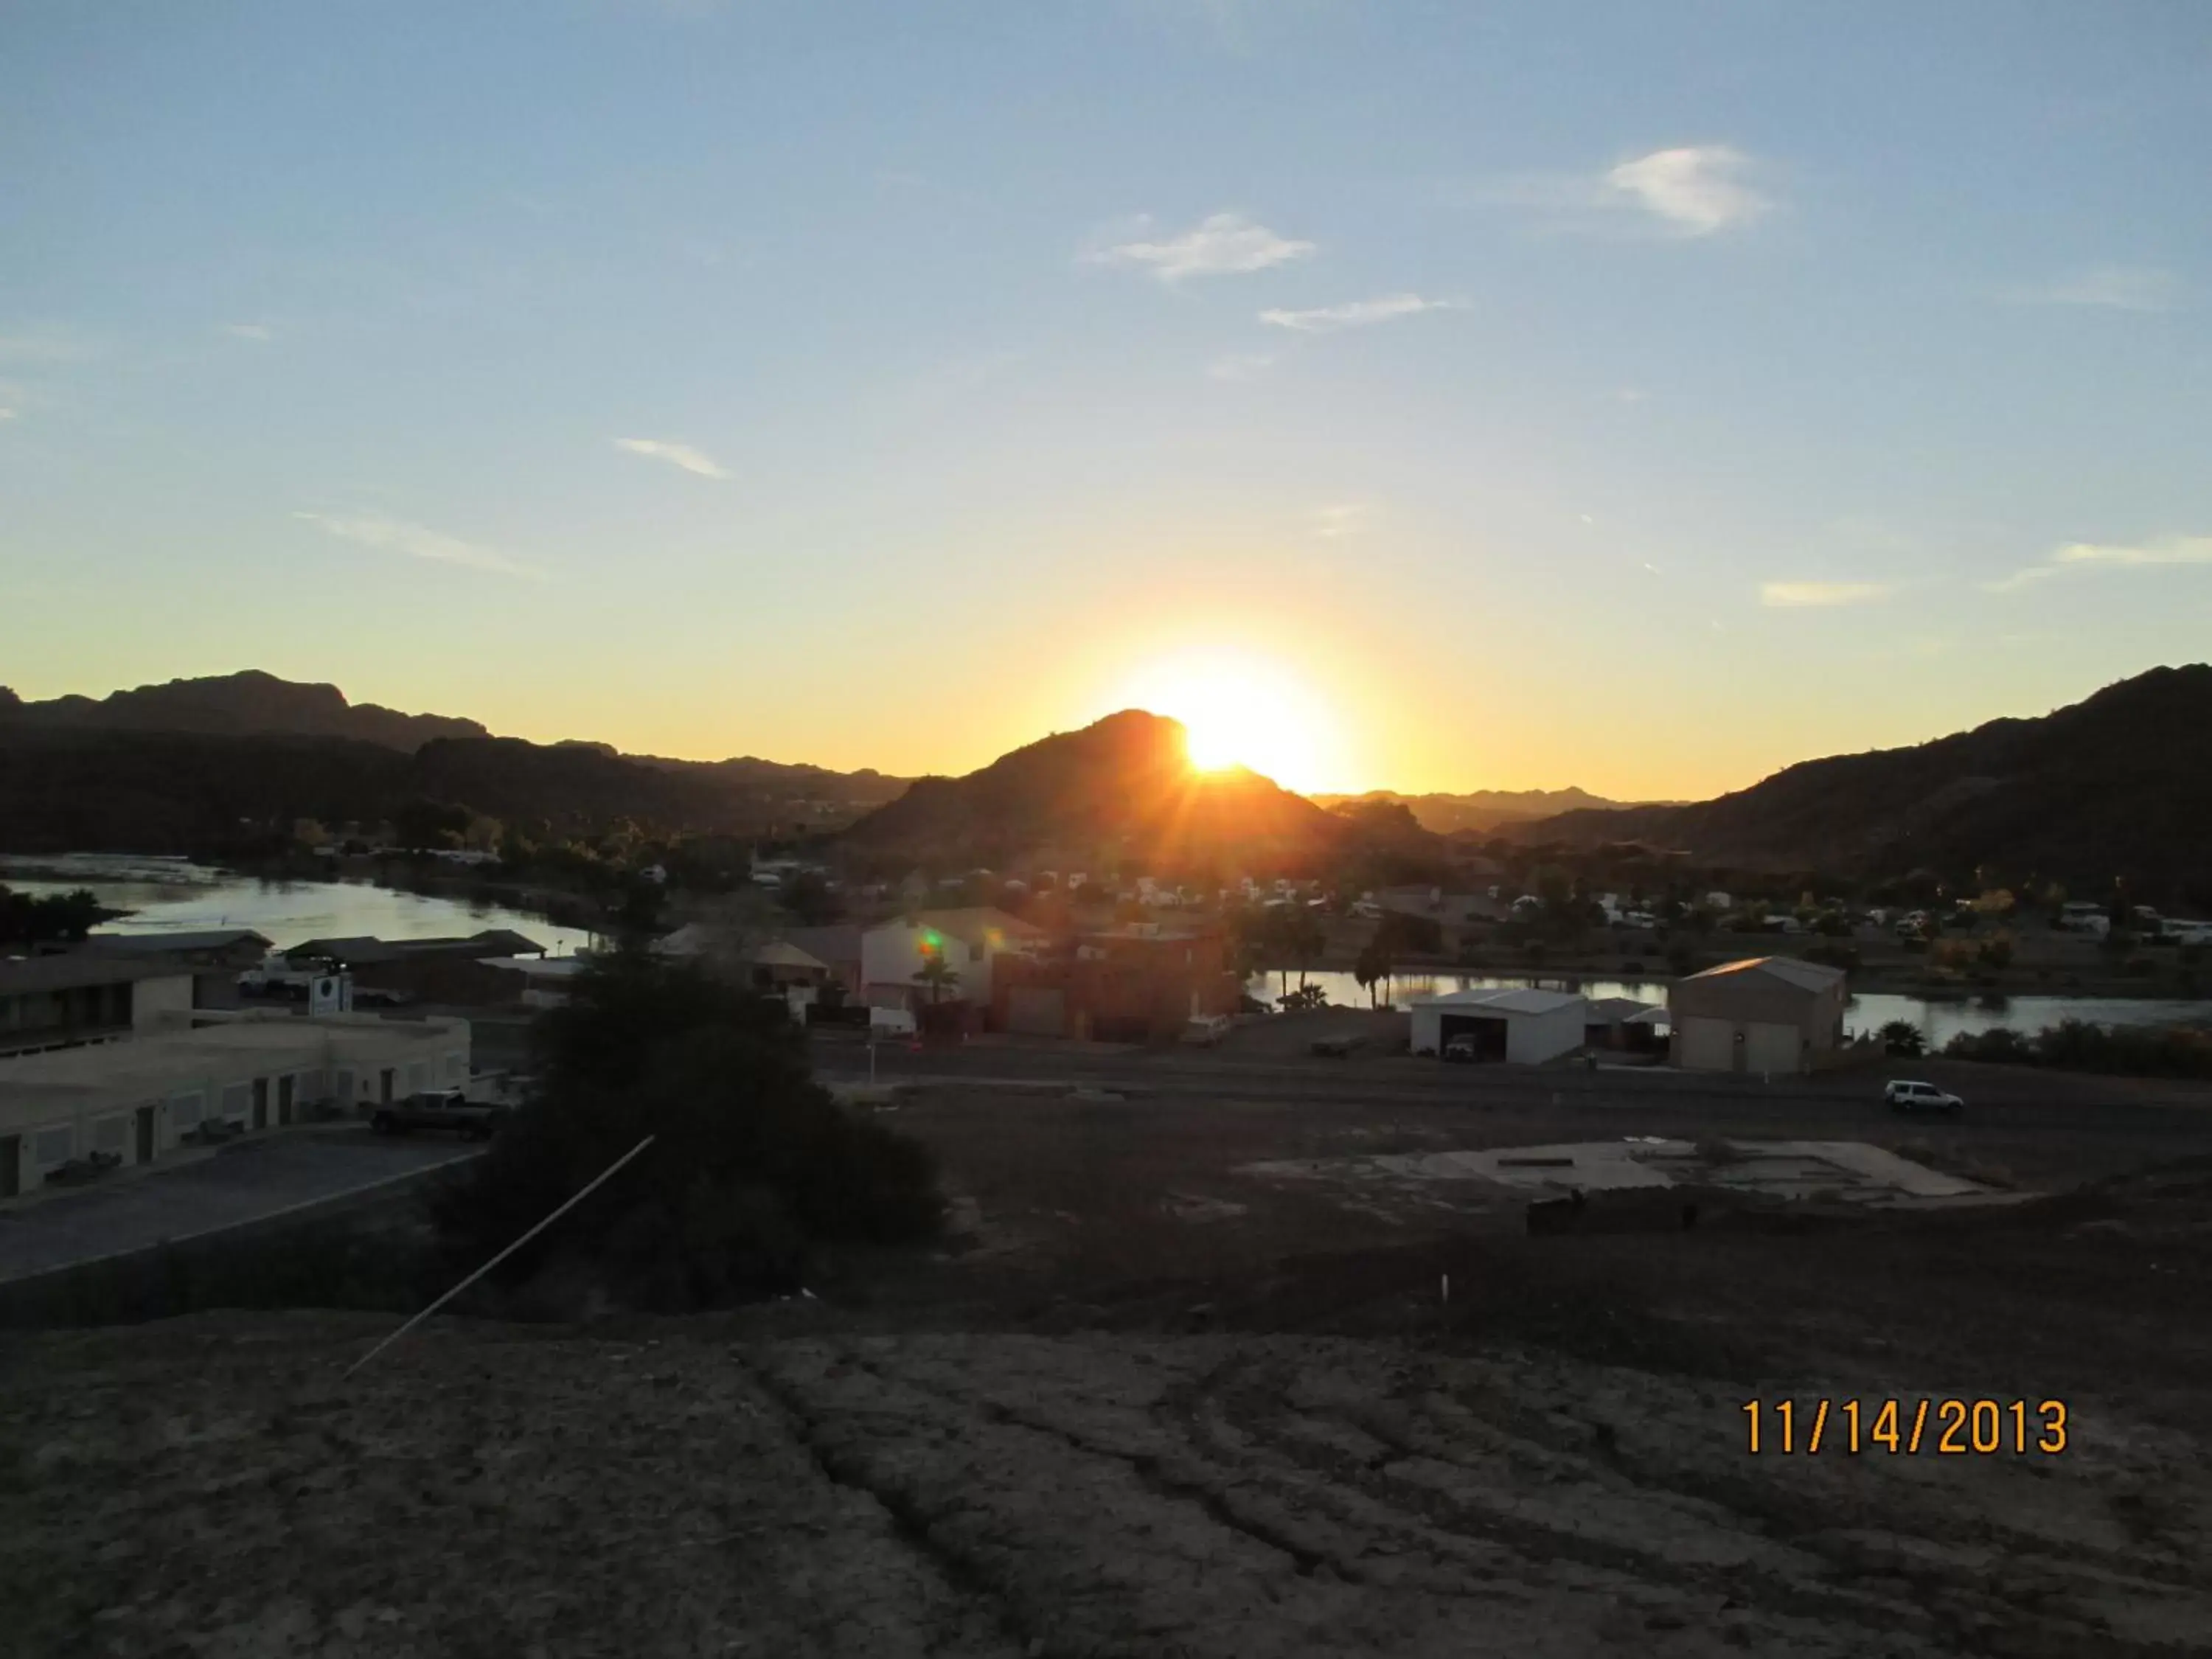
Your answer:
[295,512,546,580]
[1989,533,2212,592]
[613,437,729,479]
[1206,352,1276,381]
[1761,580,1892,608]
[222,322,276,342]
[1085,212,1315,282]
[1258,293,1455,333]
[1480,146,1770,237]
[1606,146,1769,234]
[2003,265,2180,313]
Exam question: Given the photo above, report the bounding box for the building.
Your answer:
[860,909,1046,1015]
[78,928,273,1011]
[1408,988,1588,1064]
[1584,995,1669,1052]
[1374,887,1496,927]
[990,925,1241,1043]
[0,1012,471,1197]
[1669,956,1848,1074]
[285,931,549,1006]
[0,956,198,1058]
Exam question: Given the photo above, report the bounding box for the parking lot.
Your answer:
[0,1130,479,1284]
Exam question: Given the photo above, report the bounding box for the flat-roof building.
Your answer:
[0,1012,470,1197]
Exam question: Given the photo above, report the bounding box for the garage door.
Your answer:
[1677,1017,1736,1071]
[1745,1021,1802,1076]
[1006,987,1065,1037]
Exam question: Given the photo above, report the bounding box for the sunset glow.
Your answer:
[1110,653,1346,795]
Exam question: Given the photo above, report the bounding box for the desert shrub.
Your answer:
[1877,1020,1924,1057]
[1943,1026,2036,1065]
[428,949,941,1308]
[1937,1018,2212,1079]
[1977,936,2014,969]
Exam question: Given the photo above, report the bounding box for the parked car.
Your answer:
[371,1089,511,1139]
[1182,1014,1233,1046]
[1441,1035,1482,1063]
[1885,1079,1964,1115]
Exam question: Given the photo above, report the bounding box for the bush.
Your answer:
[1804,943,1860,973]
[1943,1026,2036,1065]
[1938,1018,2212,1079]
[428,950,941,1308]
[1878,1020,1924,1057]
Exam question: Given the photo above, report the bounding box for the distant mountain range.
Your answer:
[1509,665,2212,899]
[0,670,487,750]
[0,672,908,854]
[1312,787,1649,835]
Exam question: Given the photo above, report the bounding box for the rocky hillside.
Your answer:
[1313,786,1639,835]
[1514,664,2212,897]
[838,709,1366,874]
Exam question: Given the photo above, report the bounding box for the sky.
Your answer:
[4,1,2210,799]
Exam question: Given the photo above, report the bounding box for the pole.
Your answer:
[342,1133,656,1380]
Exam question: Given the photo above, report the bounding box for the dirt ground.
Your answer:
[6,1077,2212,1657]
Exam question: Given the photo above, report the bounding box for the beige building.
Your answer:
[0,956,198,1058]
[1669,956,1848,1075]
[0,1013,470,1197]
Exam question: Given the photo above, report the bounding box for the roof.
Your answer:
[753,941,829,971]
[0,955,195,995]
[479,956,588,980]
[82,929,273,956]
[1682,956,1847,994]
[288,929,546,964]
[1411,987,1585,1016]
[898,908,1048,947]
[775,924,863,964]
[1586,995,1666,1023]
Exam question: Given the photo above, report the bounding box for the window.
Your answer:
[34,1125,73,1166]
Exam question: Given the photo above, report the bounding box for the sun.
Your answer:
[1111,652,1345,793]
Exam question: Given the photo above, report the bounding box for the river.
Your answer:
[1,854,598,957]
[1246,969,2212,1045]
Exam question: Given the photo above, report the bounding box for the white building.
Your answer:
[1408,988,1589,1065]
[1,956,198,1059]
[0,1012,471,1197]
[859,908,1046,1011]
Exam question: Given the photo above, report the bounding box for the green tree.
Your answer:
[1354,938,1390,1008]
[428,949,939,1306]
[1878,1020,1925,1057]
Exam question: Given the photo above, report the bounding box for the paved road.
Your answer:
[0,1132,479,1284]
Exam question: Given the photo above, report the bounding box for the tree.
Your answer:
[784,871,844,926]
[428,948,940,1307]
[393,798,470,852]
[1878,1020,1925,1057]
[1354,938,1389,1008]
[0,886,102,946]
[1279,905,1325,990]
[912,954,961,1004]
[1279,984,1329,1012]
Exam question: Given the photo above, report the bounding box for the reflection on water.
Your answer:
[1,855,597,956]
[1246,970,2212,1041]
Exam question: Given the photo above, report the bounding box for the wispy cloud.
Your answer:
[1761,580,1892,608]
[1259,293,1455,333]
[1989,534,2212,593]
[1084,212,1315,282]
[222,322,276,342]
[1206,351,1276,382]
[295,512,546,580]
[1479,145,1771,237]
[1311,504,1374,539]
[2002,265,2180,313]
[613,437,729,479]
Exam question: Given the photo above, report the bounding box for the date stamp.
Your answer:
[1742,1398,2068,1455]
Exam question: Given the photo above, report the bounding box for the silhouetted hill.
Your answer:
[1314,786,1644,835]
[0,670,487,750]
[1512,665,2212,897]
[838,710,1375,874]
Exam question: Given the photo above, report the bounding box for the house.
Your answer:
[74,928,273,1012]
[1669,956,1848,1075]
[860,908,1047,1015]
[0,956,198,1059]
[0,1012,471,1196]
[1408,988,1588,1064]
[990,925,1240,1043]
[772,925,863,992]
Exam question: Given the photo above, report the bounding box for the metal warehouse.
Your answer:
[1408,988,1589,1065]
[1668,956,1848,1075]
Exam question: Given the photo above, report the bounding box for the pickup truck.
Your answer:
[370,1089,512,1139]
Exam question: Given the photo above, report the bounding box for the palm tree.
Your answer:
[912,956,961,1004]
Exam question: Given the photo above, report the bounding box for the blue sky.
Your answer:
[4,0,2208,796]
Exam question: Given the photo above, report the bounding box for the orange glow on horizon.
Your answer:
[1106,650,1349,795]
